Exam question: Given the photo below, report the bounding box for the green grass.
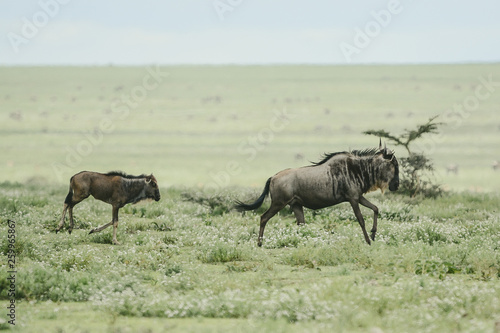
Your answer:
[0,182,499,332]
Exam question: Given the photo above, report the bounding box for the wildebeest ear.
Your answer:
[381,141,390,158]
[383,147,394,159]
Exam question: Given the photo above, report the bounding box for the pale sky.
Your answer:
[1,0,499,65]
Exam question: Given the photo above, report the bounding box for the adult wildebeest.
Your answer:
[56,171,161,244]
[235,142,399,246]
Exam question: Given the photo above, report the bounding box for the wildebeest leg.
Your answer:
[88,205,120,242]
[359,196,379,241]
[111,207,120,245]
[88,207,117,243]
[60,188,88,234]
[291,204,305,225]
[89,221,113,235]
[68,206,75,234]
[56,203,69,233]
[258,202,286,247]
[349,200,371,245]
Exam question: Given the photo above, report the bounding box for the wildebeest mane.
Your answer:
[105,171,148,179]
[310,152,348,166]
[311,148,381,166]
[350,147,381,157]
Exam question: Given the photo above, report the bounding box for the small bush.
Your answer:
[414,259,460,280]
[60,253,92,272]
[0,236,25,257]
[182,191,233,216]
[125,221,148,233]
[124,206,147,217]
[198,242,246,263]
[161,234,177,245]
[164,264,182,276]
[0,197,19,214]
[151,221,172,232]
[89,232,114,244]
[12,264,93,302]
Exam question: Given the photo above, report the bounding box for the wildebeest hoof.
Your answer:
[112,240,120,245]
[68,229,72,235]
[89,229,95,234]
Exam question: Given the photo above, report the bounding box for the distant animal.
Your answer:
[446,164,459,175]
[295,153,304,161]
[56,171,161,244]
[493,161,499,171]
[235,141,399,246]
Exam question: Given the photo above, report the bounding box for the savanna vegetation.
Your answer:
[0,182,499,332]
[1,64,500,332]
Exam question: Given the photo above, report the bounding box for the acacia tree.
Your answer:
[364,116,443,198]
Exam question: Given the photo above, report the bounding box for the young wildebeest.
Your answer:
[56,171,161,244]
[235,143,399,246]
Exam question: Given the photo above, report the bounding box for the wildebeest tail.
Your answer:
[234,178,271,211]
[64,184,73,205]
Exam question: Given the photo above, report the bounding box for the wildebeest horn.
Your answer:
[379,138,382,150]
[145,178,151,184]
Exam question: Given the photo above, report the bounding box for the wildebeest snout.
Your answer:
[389,177,399,191]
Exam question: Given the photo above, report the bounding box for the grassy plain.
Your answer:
[1,64,500,190]
[1,65,500,332]
[0,183,499,332]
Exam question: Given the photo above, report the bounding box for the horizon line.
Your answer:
[1,61,499,67]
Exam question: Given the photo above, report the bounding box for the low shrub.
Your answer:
[198,242,247,263]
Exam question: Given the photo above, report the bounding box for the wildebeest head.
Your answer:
[144,174,161,201]
[372,140,399,192]
[379,143,399,192]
